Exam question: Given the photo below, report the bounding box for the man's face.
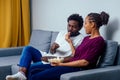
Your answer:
[67,20,80,37]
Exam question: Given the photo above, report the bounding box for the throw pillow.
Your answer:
[97,40,118,68]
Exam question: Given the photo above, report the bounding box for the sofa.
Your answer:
[0,29,120,80]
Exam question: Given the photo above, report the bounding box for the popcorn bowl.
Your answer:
[48,57,64,63]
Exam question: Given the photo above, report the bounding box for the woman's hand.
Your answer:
[65,32,72,43]
[50,62,61,66]
[65,32,75,55]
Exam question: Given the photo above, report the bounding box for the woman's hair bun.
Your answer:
[100,11,109,25]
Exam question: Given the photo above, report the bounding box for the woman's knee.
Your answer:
[28,62,43,74]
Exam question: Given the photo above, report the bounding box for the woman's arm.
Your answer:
[51,59,89,67]
[65,32,75,56]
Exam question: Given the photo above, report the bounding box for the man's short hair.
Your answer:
[67,14,83,28]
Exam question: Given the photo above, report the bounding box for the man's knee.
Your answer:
[24,46,33,50]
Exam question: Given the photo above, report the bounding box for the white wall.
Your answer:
[31,0,120,44]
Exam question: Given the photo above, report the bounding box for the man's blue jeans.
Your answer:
[19,46,42,68]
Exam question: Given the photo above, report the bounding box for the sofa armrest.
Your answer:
[0,47,24,57]
[60,65,120,80]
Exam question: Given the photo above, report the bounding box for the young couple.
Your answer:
[6,11,109,80]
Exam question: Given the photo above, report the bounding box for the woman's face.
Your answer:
[84,16,93,34]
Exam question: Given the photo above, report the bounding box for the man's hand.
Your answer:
[50,42,59,54]
[41,57,48,62]
[41,56,57,62]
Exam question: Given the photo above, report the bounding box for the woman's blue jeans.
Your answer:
[29,64,83,80]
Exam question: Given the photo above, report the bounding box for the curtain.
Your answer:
[0,0,30,48]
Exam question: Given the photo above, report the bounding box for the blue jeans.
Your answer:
[29,64,83,80]
[19,46,42,68]
[18,46,83,80]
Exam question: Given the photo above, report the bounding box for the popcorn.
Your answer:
[48,57,64,63]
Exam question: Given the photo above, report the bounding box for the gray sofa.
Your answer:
[0,30,120,80]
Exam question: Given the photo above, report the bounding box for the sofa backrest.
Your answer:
[29,30,52,52]
[29,30,58,53]
[97,40,119,68]
[50,31,59,45]
[29,30,120,68]
[114,45,120,65]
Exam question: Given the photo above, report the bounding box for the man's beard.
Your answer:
[70,32,80,37]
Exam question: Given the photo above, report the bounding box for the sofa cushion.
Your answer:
[117,45,120,65]
[0,65,11,80]
[50,31,59,45]
[0,55,20,66]
[61,65,120,80]
[97,40,118,67]
[11,64,19,74]
[29,30,52,52]
[0,55,20,79]
[115,45,120,65]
